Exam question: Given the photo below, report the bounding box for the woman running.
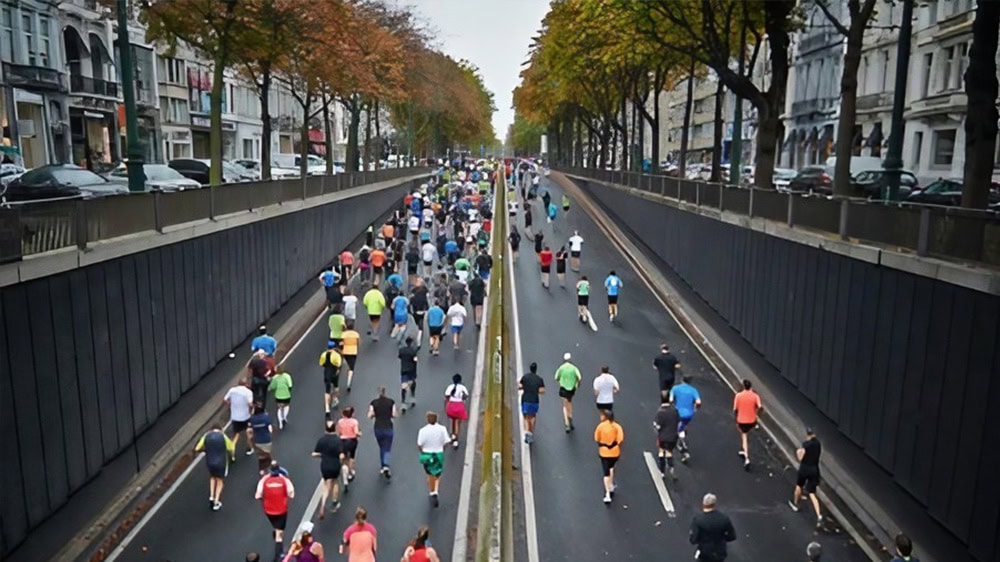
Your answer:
[444,374,470,448]
[336,407,361,491]
[312,420,344,518]
[401,526,441,562]
[341,326,360,391]
[282,522,324,562]
[340,507,377,562]
[576,276,591,323]
[555,246,568,288]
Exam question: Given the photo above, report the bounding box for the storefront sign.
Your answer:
[191,115,210,128]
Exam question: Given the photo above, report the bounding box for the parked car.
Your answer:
[233,159,300,179]
[0,163,27,186]
[106,164,202,191]
[168,159,243,184]
[772,168,797,191]
[226,160,258,181]
[850,169,918,199]
[906,178,1000,207]
[2,164,127,203]
[787,166,832,194]
[825,156,883,177]
[272,153,328,176]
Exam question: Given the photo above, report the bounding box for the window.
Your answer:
[1,8,13,62]
[22,14,34,66]
[956,42,969,89]
[157,56,185,85]
[815,59,825,99]
[243,139,254,159]
[37,16,49,67]
[880,50,891,93]
[939,45,954,92]
[932,129,956,167]
[921,53,933,97]
[911,131,923,168]
[159,96,169,122]
[860,55,869,95]
[171,98,188,123]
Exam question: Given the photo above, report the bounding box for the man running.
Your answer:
[417,411,452,508]
[604,271,623,322]
[508,227,521,262]
[251,325,278,357]
[474,248,493,282]
[421,239,438,278]
[328,305,346,348]
[362,284,386,341]
[568,230,584,271]
[224,378,254,459]
[539,246,553,289]
[426,300,446,356]
[670,375,702,462]
[268,366,293,430]
[592,365,619,411]
[342,287,358,329]
[733,379,762,471]
[341,326,361,392]
[468,274,486,328]
[653,344,681,401]
[561,193,571,214]
[409,279,430,344]
[398,336,419,412]
[195,423,234,511]
[319,341,343,415]
[249,403,275,474]
[789,427,824,527]
[368,386,397,479]
[255,461,295,561]
[446,300,467,349]
[576,275,591,323]
[594,409,624,505]
[654,399,680,479]
[390,291,410,341]
[554,353,582,432]
[519,362,545,444]
[690,493,737,561]
[312,420,345,518]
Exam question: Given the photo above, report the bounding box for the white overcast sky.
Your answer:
[406,0,552,139]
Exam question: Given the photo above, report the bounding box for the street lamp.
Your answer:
[117,0,145,192]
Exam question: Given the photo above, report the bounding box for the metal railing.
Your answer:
[558,167,1000,267]
[69,74,120,97]
[2,167,423,263]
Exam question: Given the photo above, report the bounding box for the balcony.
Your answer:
[3,62,65,93]
[69,74,119,98]
[856,92,893,112]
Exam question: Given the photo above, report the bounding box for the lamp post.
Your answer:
[116,0,145,192]
[884,0,913,201]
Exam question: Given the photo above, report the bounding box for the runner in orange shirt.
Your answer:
[594,409,624,505]
[733,379,762,471]
[370,248,387,285]
[381,222,395,247]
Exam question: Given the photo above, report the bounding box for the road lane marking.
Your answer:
[643,451,676,518]
[106,307,328,562]
[509,240,541,562]
[290,478,325,541]
[586,310,598,332]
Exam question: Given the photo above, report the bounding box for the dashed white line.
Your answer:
[643,451,676,517]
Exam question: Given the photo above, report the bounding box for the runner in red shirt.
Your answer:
[733,379,762,471]
[340,249,355,281]
[539,246,553,289]
[256,461,296,561]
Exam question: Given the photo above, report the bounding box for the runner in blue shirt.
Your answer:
[319,268,339,288]
[390,294,409,341]
[444,239,460,266]
[668,374,701,463]
[251,325,277,356]
[386,272,403,290]
[604,270,623,322]
[426,302,446,356]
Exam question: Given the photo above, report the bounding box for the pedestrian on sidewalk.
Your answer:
[336,407,361,489]
[889,533,919,562]
[444,373,470,448]
[519,362,545,444]
[788,427,824,527]
[312,420,344,518]
[368,386,397,479]
[653,344,681,402]
[268,367,293,430]
[538,246,553,289]
[256,461,295,562]
[340,507,377,562]
[401,526,441,562]
[689,493,736,561]
[224,378,255,459]
[594,409,624,505]
[733,379,762,471]
[555,353,582,432]
[593,365,619,412]
[194,423,234,512]
[654,398,680,480]
[319,341,343,415]
[418,411,452,508]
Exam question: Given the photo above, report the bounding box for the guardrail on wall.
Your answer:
[1,168,424,262]
[558,167,1000,267]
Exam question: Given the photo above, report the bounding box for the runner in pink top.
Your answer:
[341,507,377,562]
[336,407,361,485]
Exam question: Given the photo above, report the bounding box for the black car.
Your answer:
[787,166,832,194]
[850,169,918,199]
[1,164,127,203]
[907,178,1000,207]
[168,158,211,184]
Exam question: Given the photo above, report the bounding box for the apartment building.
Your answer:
[657,72,724,166]
[854,1,901,162]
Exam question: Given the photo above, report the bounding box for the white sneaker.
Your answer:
[603,494,612,504]
[787,500,800,512]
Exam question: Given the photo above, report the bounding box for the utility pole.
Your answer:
[407,99,413,167]
[731,7,747,186]
[116,0,145,192]
[884,0,913,201]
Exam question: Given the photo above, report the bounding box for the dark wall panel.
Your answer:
[120,256,148,433]
[580,179,1000,561]
[133,253,160,427]
[69,272,103,477]
[48,276,88,492]
[103,261,134,455]
[0,296,28,548]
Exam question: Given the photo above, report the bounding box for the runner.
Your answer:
[533,230,544,255]
[524,205,534,238]
[519,362,545,444]
[249,404,274,474]
[561,193,571,214]
[340,507,377,562]
[336,407,361,491]
[341,326,361,392]
[538,246,553,289]
[398,336,419,412]
[604,270,623,322]
[421,239,438,278]
[408,213,421,239]
[251,325,278,357]
[390,291,409,341]
[255,461,295,562]
[406,242,422,282]
[474,248,493,281]
[468,273,486,328]
[555,353,582,432]
[788,427,824,527]
[446,300,468,349]
[357,245,372,284]
[547,200,557,224]
[362,284,386,340]
[653,344,681,401]
[454,255,472,283]
[318,266,340,295]
[312,420,344,518]
[444,237,460,266]
[653,398,680,479]
[417,411,452,507]
[319,341,343,415]
[342,287,358,330]
[282,522,323,562]
[669,375,702,462]
[555,246,568,288]
[409,279,430,344]
[733,379,762,471]
[367,386,396,479]
[328,304,346,348]
[340,248,355,281]
[507,197,519,219]
[593,365,619,411]
[690,493,737,561]
[568,230,584,272]
[443,373,470,448]
[268,366,293,430]
[401,526,441,562]
[194,423,234,511]
[426,300,446,356]
[381,221,395,248]
[508,227,521,262]
[576,275,591,323]
[593,409,624,505]
[224,378,255,459]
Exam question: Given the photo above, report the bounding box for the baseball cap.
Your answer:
[300,521,314,535]
[563,352,571,361]
[327,340,336,349]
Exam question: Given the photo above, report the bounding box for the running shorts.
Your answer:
[797,466,820,494]
[471,295,484,306]
[369,313,380,323]
[578,294,589,306]
[324,373,340,393]
[420,451,445,477]
[275,397,291,406]
[607,294,619,305]
[678,416,694,432]
[373,265,383,276]
[206,462,227,479]
[556,261,566,274]
[231,419,250,434]
[450,325,463,334]
[446,400,468,421]
[658,376,675,392]
[596,401,613,411]
[600,456,619,476]
[738,422,756,434]
[570,251,580,259]
[321,464,341,480]
[344,354,358,370]
[540,264,551,273]
[408,263,419,275]
[657,438,677,452]
[413,312,426,328]
[401,370,416,383]
[267,512,288,531]
[342,438,358,459]
[558,387,576,401]
[521,402,539,416]
[423,260,433,268]
[429,325,443,337]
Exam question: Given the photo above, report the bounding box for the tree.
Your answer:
[506,114,545,156]
[962,0,1000,209]
[814,0,878,196]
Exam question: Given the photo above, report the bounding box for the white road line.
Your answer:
[586,310,598,332]
[642,451,676,517]
[290,478,325,541]
[106,307,327,562]
[509,240,540,562]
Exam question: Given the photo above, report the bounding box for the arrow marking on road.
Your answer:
[587,311,598,332]
[643,451,676,518]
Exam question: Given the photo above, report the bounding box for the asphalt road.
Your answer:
[115,273,478,562]
[510,176,870,561]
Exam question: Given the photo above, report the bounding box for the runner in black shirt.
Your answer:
[468,275,486,328]
[518,362,545,444]
[653,344,681,400]
[475,250,493,282]
[509,227,521,262]
[554,246,568,288]
[654,399,680,479]
[312,420,344,517]
[789,428,823,527]
[405,244,421,281]
[410,281,430,342]
[398,338,419,412]
[367,386,397,478]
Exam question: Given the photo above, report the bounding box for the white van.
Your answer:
[272,154,330,176]
[824,156,883,178]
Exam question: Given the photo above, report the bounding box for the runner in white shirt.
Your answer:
[422,207,434,228]
[508,199,519,218]
[341,288,358,329]
[568,230,584,272]
[446,302,467,349]
[592,366,620,411]
[408,215,420,238]
[421,241,438,277]
[443,373,470,448]
[224,380,255,458]
[417,411,452,507]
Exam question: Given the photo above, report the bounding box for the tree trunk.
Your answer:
[322,94,333,175]
[259,66,272,180]
[680,57,696,177]
[962,0,1000,209]
[209,56,226,185]
[621,96,629,170]
[346,97,360,172]
[634,99,644,171]
[299,89,312,178]
[833,26,865,196]
[363,103,372,171]
[652,70,661,171]
[601,121,611,169]
[610,122,618,169]
[575,113,584,166]
[753,1,795,189]
[710,80,724,182]
[374,99,381,169]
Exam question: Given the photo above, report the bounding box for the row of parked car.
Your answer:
[0,154,351,204]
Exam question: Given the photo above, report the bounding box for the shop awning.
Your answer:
[308,129,325,144]
[866,122,883,147]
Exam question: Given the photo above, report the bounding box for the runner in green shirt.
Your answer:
[554,353,582,432]
[328,307,346,345]
[362,286,386,341]
[561,194,571,213]
[576,276,591,323]
[268,370,293,429]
